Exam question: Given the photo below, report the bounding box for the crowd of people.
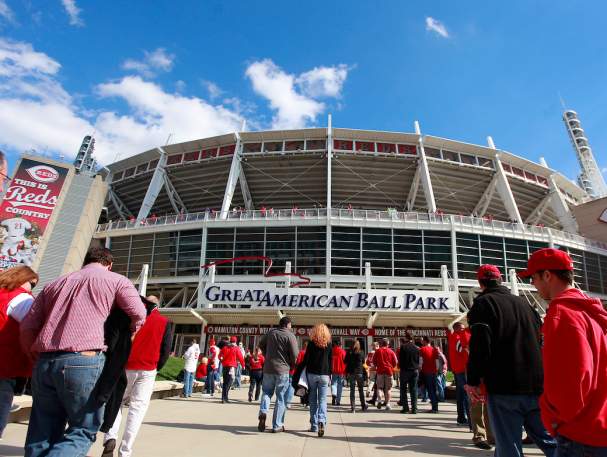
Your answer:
[0,246,605,457]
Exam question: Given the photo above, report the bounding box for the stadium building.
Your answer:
[94,119,607,352]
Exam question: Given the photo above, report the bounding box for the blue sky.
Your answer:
[0,0,606,184]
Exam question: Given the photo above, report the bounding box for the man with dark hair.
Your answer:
[466,264,556,457]
[330,339,346,406]
[20,247,146,456]
[372,338,398,410]
[257,316,298,432]
[520,248,607,455]
[419,336,439,413]
[398,333,420,414]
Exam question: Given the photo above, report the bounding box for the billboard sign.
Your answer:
[0,158,69,269]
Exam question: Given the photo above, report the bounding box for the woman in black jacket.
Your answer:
[344,340,367,413]
[301,323,332,437]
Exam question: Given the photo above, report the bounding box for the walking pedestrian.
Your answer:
[296,341,308,406]
[330,340,346,406]
[235,341,246,389]
[257,316,298,433]
[520,248,607,455]
[398,333,420,414]
[206,337,219,395]
[419,336,439,413]
[448,322,471,425]
[248,347,264,402]
[219,336,245,403]
[0,266,38,439]
[344,340,367,413]
[301,324,332,437]
[436,344,448,402]
[19,247,146,457]
[102,295,171,457]
[372,338,398,410]
[182,340,200,398]
[365,342,379,404]
[466,264,556,456]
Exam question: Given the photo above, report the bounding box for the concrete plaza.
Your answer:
[1,387,546,457]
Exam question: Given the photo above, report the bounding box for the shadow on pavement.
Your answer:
[145,421,259,436]
[0,444,24,456]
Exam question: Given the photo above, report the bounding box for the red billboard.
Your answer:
[0,158,69,269]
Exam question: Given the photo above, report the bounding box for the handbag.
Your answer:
[295,367,308,397]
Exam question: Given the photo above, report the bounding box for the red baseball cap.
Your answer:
[229,336,238,343]
[477,264,502,281]
[518,248,574,278]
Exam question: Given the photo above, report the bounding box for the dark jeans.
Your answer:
[487,393,557,457]
[421,373,438,411]
[400,369,419,412]
[248,370,263,401]
[348,374,366,409]
[454,372,470,424]
[205,368,215,394]
[25,352,106,457]
[555,435,607,457]
[221,367,234,402]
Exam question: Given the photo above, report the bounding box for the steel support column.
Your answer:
[548,175,578,233]
[487,137,523,225]
[326,114,333,287]
[108,187,133,219]
[220,133,243,219]
[406,167,421,211]
[414,121,437,213]
[473,174,498,217]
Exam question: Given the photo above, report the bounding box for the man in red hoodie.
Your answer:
[102,295,172,457]
[219,336,245,403]
[520,248,607,455]
[331,340,346,406]
[372,339,398,410]
[448,322,470,425]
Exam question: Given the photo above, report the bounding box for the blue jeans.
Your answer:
[555,435,607,457]
[454,372,470,424]
[205,368,215,394]
[437,373,446,401]
[235,363,242,388]
[259,373,290,430]
[421,373,438,411]
[183,370,194,397]
[0,378,15,438]
[286,374,294,406]
[487,394,557,457]
[308,373,330,430]
[331,374,344,404]
[25,352,106,457]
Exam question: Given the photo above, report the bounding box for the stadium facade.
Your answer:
[95,121,607,352]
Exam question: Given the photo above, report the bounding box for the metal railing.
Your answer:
[96,208,607,253]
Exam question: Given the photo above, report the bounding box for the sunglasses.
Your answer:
[29,281,38,290]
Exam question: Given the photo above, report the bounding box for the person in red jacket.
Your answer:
[448,322,471,425]
[419,336,439,413]
[196,357,208,381]
[247,347,265,402]
[219,336,245,403]
[331,340,346,405]
[520,248,607,454]
[102,295,172,457]
[372,339,398,410]
[0,266,38,439]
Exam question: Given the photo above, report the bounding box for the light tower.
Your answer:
[562,110,607,199]
[73,135,97,175]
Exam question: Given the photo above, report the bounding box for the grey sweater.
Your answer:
[259,327,299,375]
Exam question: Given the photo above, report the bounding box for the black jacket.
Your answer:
[344,350,364,375]
[398,342,420,371]
[466,285,544,395]
[302,341,332,376]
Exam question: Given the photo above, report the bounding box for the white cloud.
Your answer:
[425,17,449,38]
[245,59,349,129]
[0,0,15,22]
[61,0,84,27]
[122,48,175,77]
[202,80,222,100]
[0,39,244,164]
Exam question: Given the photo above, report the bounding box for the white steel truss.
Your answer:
[472,174,498,217]
[108,187,133,219]
[487,137,523,225]
[548,174,578,233]
[525,193,551,225]
[406,166,421,211]
[220,133,243,219]
[414,121,437,213]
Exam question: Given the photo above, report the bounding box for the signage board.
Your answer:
[202,283,457,312]
[0,158,69,269]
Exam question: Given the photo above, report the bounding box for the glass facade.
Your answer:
[108,225,607,294]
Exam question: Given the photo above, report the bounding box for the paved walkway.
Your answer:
[1,387,546,457]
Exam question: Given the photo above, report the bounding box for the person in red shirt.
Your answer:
[196,357,208,381]
[330,340,346,406]
[219,336,245,403]
[448,322,471,425]
[0,266,38,439]
[372,339,398,410]
[419,336,439,413]
[521,248,607,454]
[247,347,265,402]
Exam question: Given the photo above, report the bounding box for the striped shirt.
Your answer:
[20,263,146,353]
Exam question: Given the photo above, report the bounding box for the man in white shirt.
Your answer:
[181,340,200,398]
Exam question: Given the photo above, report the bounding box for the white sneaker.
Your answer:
[10,404,21,413]
[385,404,392,410]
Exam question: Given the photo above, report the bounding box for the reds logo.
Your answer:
[26,165,59,183]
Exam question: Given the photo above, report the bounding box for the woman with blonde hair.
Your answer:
[301,323,332,437]
[0,265,38,438]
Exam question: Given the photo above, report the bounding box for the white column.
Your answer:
[197,226,208,308]
[138,264,149,296]
[440,265,449,291]
[220,133,243,219]
[509,269,519,296]
[137,148,169,222]
[414,121,437,213]
[325,115,333,287]
[547,175,578,233]
[285,261,292,288]
[450,216,459,292]
[487,137,523,225]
